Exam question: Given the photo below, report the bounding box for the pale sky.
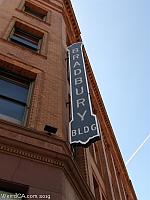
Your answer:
[71,0,150,199]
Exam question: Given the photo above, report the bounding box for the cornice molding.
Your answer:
[0,142,64,168]
[0,118,95,199]
[0,133,95,200]
[63,0,81,42]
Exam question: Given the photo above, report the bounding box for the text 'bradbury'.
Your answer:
[67,42,100,146]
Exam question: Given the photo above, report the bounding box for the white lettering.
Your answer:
[72,48,78,54]
[76,86,83,95]
[39,195,51,199]
[74,68,81,76]
[77,110,87,121]
[91,124,97,131]
[78,128,83,135]
[72,130,77,136]
[21,194,27,198]
[75,77,82,85]
[77,98,85,108]
[84,126,89,133]
[73,54,79,60]
[73,61,81,68]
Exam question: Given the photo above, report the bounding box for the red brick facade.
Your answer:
[0,0,137,199]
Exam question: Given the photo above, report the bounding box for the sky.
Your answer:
[71,0,150,199]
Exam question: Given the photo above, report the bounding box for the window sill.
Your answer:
[0,114,22,125]
[0,38,47,59]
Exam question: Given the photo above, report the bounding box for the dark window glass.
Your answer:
[24,2,47,20]
[0,78,28,103]
[0,71,30,124]
[0,98,25,122]
[10,27,42,51]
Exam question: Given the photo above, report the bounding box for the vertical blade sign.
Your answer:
[68,42,100,147]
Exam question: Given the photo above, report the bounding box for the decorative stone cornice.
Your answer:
[0,142,95,200]
[0,121,95,200]
[63,0,81,41]
[0,142,64,167]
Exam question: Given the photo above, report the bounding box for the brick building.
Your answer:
[0,0,137,199]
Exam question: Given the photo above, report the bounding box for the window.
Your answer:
[0,179,28,200]
[0,70,31,124]
[23,1,47,21]
[9,22,43,52]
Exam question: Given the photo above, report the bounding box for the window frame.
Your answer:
[23,1,47,21]
[0,70,33,125]
[9,24,43,52]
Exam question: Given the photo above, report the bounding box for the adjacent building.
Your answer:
[0,0,137,199]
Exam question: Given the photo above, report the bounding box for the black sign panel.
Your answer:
[67,42,100,147]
